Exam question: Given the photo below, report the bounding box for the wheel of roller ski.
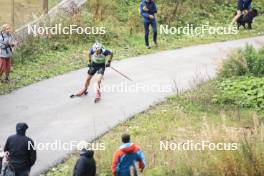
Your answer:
[94,98,100,103]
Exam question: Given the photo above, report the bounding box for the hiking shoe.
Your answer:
[146,46,151,49]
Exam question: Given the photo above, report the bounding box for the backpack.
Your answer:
[0,32,13,54]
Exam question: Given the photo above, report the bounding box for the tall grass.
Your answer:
[218,45,264,78]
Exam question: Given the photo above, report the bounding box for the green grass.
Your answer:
[218,45,264,78]
[49,0,61,9]
[214,77,264,111]
[43,81,264,176]
[0,0,43,28]
[1,0,264,94]
[2,1,264,175]
[0,0,61,28]
[214,45,264,116]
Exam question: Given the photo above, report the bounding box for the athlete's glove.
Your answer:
[106,60,111,67]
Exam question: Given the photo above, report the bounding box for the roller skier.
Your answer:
[71,42,113,103]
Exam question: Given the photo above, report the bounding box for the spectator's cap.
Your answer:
[121,133,130,143]
[80,148,94,158]
[16,123,29,135]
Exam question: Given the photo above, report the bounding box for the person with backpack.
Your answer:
[112,134,146,176]
[71,42,113,102]
[232,0,252,25]
[73,149,96,176]
[0,24,17,83]
[4,123,36,176]
[140,0,158,49]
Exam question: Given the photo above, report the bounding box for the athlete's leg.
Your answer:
[76,74,93,96]
[95,64,106,99]
[96,74,103,92]
[84,74,93,90]
[76,65,96,96]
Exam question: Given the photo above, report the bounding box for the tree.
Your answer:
[43,0,48,14]
[11,0,15,27]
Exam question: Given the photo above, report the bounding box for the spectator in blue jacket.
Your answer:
[112,134,146,176]
[140,0,158,49]
[232,0,252,25]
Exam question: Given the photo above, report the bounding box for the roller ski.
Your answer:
[94,90,101,103]
[70,89,88,98]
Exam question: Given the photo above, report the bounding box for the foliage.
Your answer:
[213,77,264,110]
[1,0,264,94]
[87,0,120,21]
[218,46,264,78]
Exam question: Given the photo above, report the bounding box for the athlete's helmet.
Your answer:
[92,42,103,51]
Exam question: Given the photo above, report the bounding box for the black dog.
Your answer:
[235,9,258,29]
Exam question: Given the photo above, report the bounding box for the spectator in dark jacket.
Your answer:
[4,123,36,176]
[73,149,96,176]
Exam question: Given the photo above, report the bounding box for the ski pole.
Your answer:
[79,51,88,67]
[110,66,133,81]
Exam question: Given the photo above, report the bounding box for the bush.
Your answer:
[213,77,264,110]
[218,45,264,78]
[12,35,69,64]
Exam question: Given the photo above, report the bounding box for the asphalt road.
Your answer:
[0,36,263,175]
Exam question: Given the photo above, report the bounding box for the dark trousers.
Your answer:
[16,170,29,176]
[144,20,157,47]
[237,0,252,11]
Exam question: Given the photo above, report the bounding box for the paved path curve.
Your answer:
[0,36,264,175]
